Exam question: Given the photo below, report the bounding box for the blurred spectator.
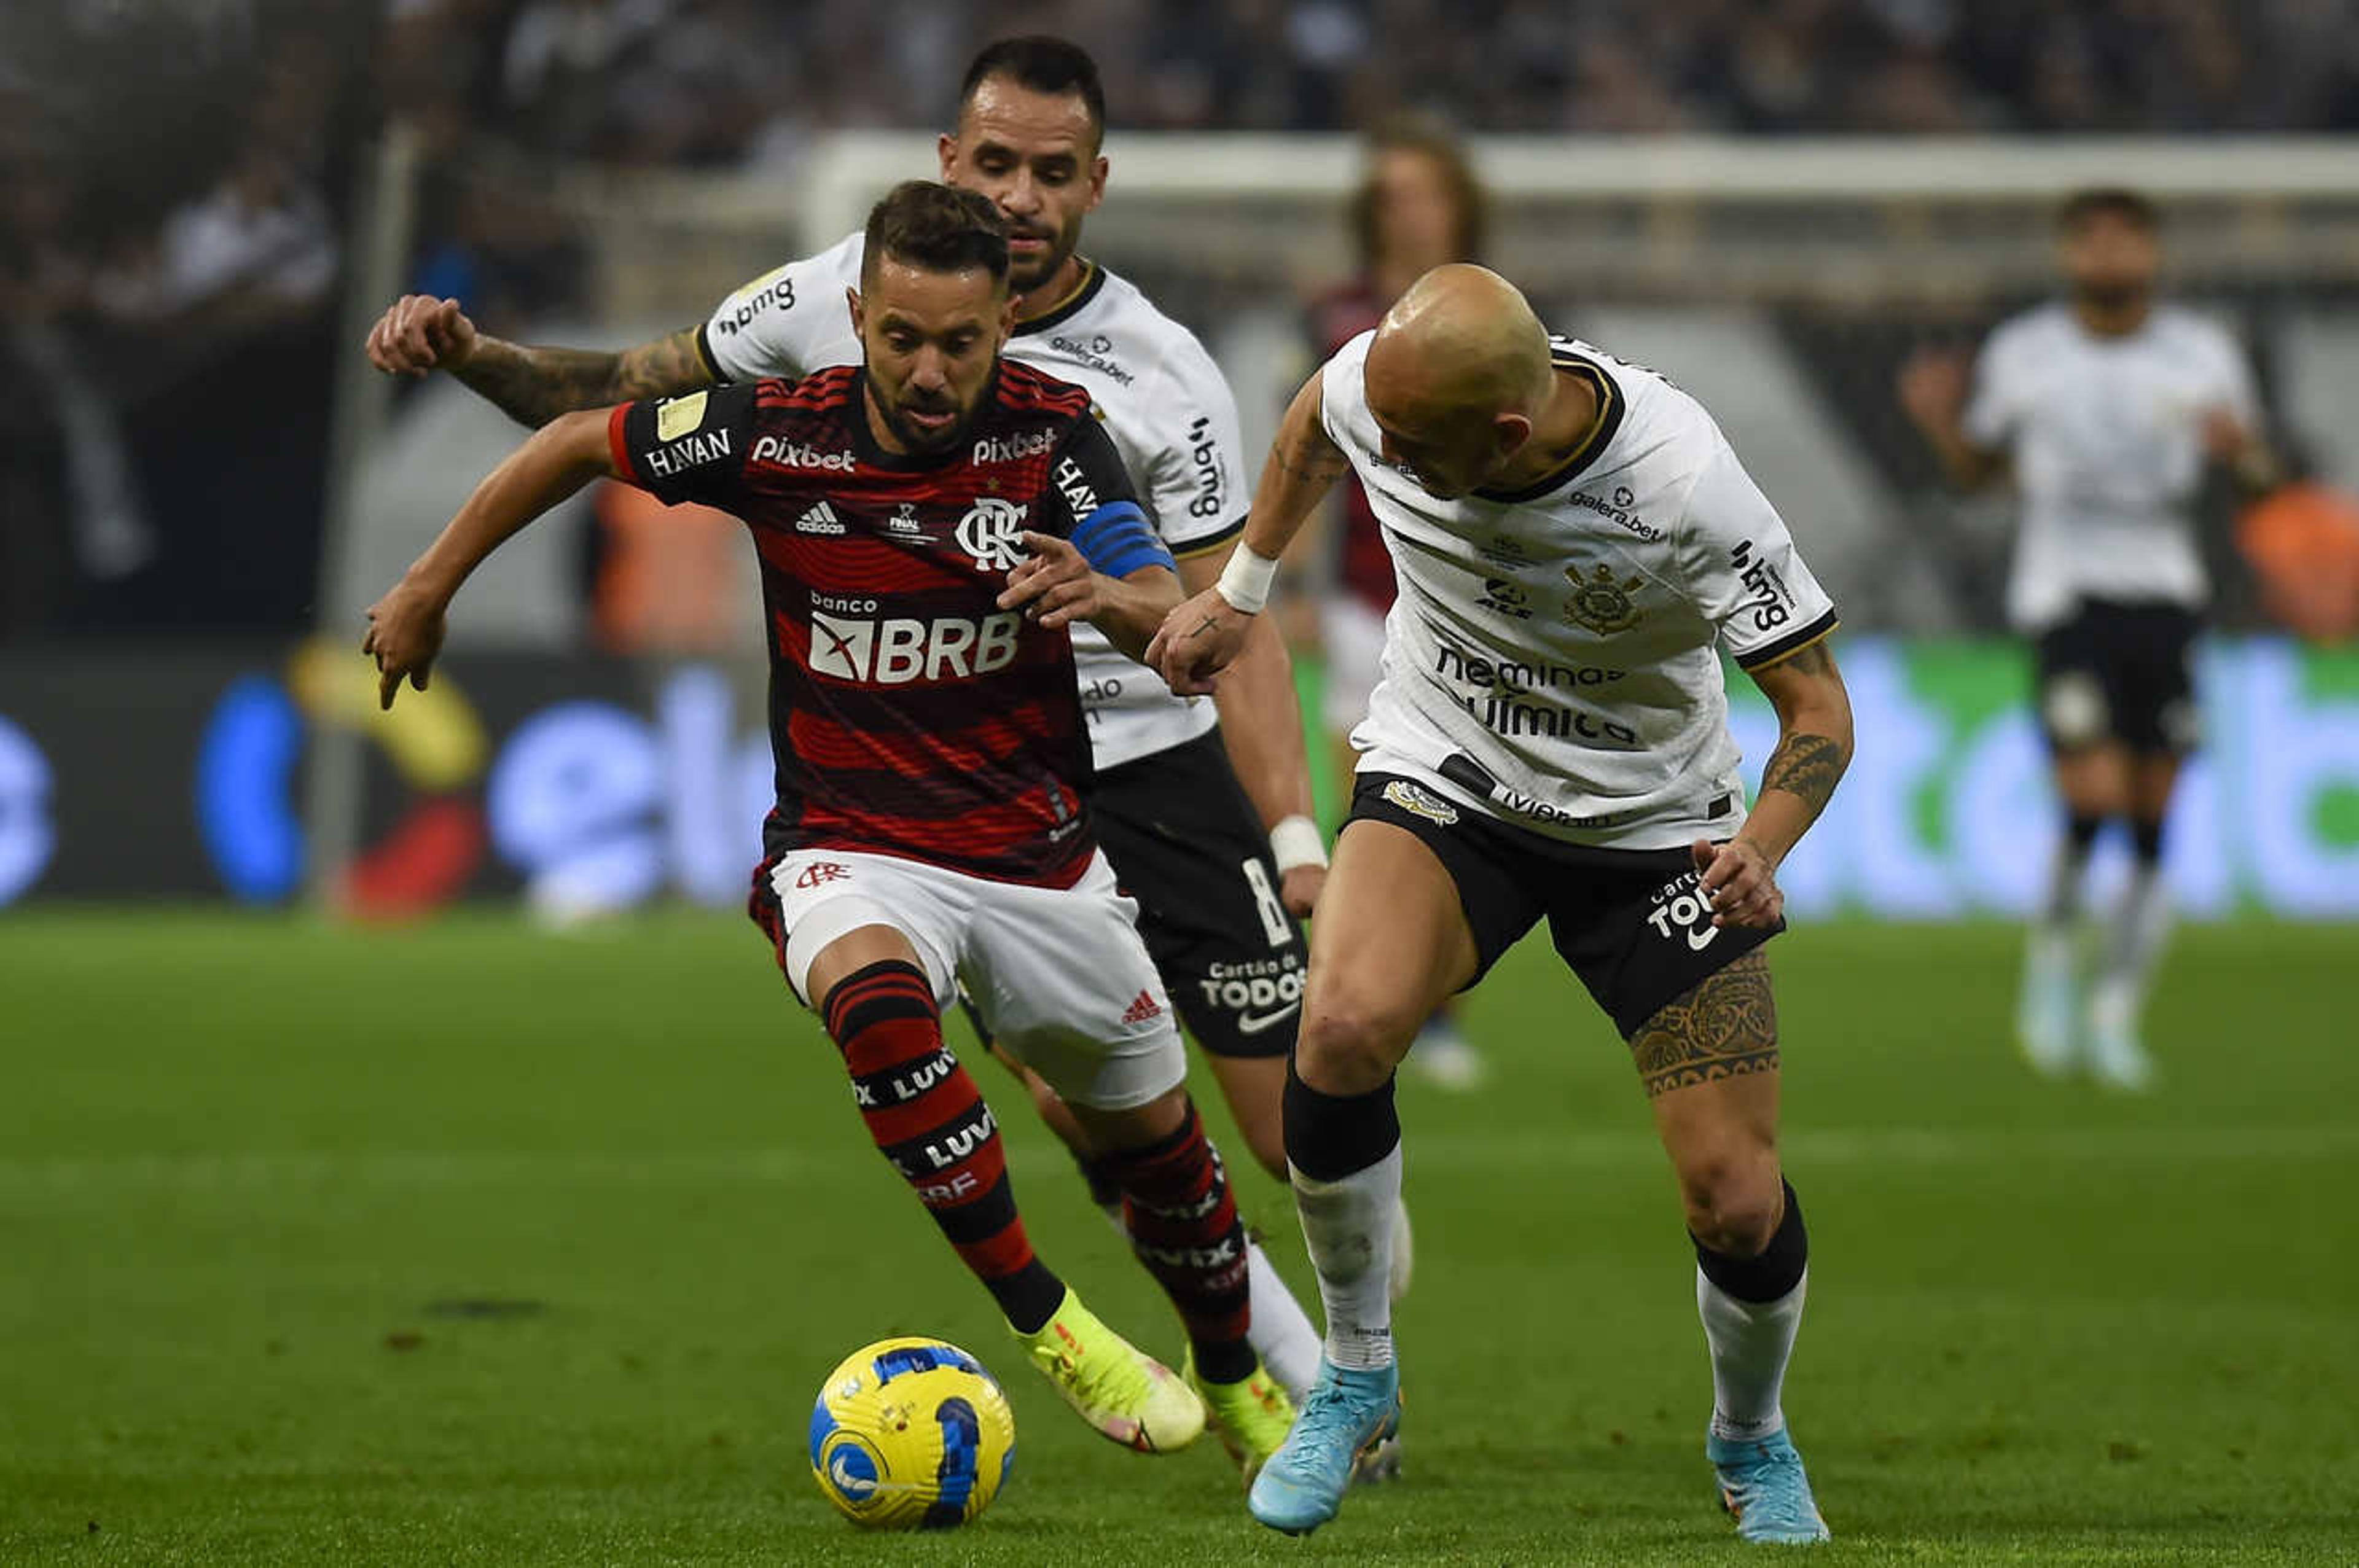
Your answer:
[0,0,370,640]
[12,0,2359,645]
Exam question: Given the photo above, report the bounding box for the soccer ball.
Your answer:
[808,1336,1017,1529]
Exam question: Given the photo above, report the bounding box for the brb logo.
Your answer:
[1645,870,1720,951]
[955,497,1029,572]
[808,608,1023,685]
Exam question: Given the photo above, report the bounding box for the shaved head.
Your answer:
[1361,263,1559,498]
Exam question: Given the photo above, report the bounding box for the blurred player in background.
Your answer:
[1898,188,2277,1090]
[363,36,1337,1426]
[1154,265,1851,1543]
[363,182,1302,1469]
[1299,115,1490,1093]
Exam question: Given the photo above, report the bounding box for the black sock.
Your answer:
[1283,1060,1401,1182]
[2129,817,2165,865]
[1694,1180,1809,1304]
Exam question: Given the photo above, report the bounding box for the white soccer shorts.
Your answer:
[767,847,1185,1110]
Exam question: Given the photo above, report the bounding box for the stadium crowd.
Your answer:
[5,0,2359,639]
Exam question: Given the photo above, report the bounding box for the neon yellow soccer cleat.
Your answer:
[1185,1349,1298,1484]
[1010,1289,1204,1454]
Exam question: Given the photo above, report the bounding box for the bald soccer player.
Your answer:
[1151,265,1852,1543]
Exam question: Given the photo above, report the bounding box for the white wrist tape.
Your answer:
[1215,545,1280,614]
[1269,814,1328,874]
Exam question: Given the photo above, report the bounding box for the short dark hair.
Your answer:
[862,181,1011,288]
[958,35,1106,144]
[2058,187,2160,234]
[1351,114,1489,271]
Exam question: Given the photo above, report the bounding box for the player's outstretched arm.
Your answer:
[364,295,715,429]
[1148,370,1348,695]
[364,408,624,709]
[1696,639,1854,929]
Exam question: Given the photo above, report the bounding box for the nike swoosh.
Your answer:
[1236,1002,1302,1036]
[1687,926,1721,951]
[829,1453,874,1494]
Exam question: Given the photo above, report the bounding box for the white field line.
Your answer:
[0,1123,2352,1192]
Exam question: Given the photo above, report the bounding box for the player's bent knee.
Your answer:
[1678,1150,1785,1257]
[1294,997,1418,1094]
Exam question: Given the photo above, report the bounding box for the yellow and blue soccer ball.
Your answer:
[808,1336,1017,1529]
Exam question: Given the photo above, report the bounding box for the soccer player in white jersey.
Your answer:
[1151,265,1853,1543]
[1898,188,2275,1090]
[363,36,1331,1461]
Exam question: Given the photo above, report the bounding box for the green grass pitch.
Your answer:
[2,910,2353,1564]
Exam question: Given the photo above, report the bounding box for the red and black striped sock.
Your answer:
[1098,1099,1255,1384]
[821,959,1064,1333]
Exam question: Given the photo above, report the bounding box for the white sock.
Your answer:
[1697,1265,1806,1441]
[2099,864,2172,1013]
[1290,1144,1402,1371]
[1245,1236,1323,1398]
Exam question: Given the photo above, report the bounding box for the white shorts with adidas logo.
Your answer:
[762,846,1186,1111]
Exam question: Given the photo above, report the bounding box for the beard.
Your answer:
[1006,220,1078,294]
[2071,278,2150,314]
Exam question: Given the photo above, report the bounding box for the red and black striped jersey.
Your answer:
[609,361,1155,887]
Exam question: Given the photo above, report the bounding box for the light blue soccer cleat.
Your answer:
[1246,1359,1401,1535]
[1708,1428,1831,1545]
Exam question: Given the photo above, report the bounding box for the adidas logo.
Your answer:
[1121,989,1164,1026]
[795,501,845,536]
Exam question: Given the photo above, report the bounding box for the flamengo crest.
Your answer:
[957,497,1030,572]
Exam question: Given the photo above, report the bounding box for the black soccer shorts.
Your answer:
[2033,598,2202,757]
[1349,771,1782,1040]
[1090,730,1307,1059]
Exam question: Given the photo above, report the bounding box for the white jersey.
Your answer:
[703,235,1253,770]
[1964,301,2258,631]
[1323,330,1838,851]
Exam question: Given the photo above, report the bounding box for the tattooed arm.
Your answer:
[364,296,716,427]
[1694,639,1853,929]
[1740,639,1853,864]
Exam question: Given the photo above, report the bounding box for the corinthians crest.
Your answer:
[1564,562,1645,633]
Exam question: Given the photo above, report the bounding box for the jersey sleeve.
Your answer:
[1960,326,2021,450]
[1140,333,1253,558]
[608,383,761,511]
[1676,431,1840,671]
[698,233,863,383]
[1318,330,1376,455]
[1046,410,1175,579]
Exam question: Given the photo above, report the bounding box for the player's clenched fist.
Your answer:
[362,579,449,710]
[365,295,479,377]
[1692,837,1783,930]
[1146,587,1253,697]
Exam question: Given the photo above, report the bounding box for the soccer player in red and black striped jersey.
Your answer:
[362,181,1297,1465]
